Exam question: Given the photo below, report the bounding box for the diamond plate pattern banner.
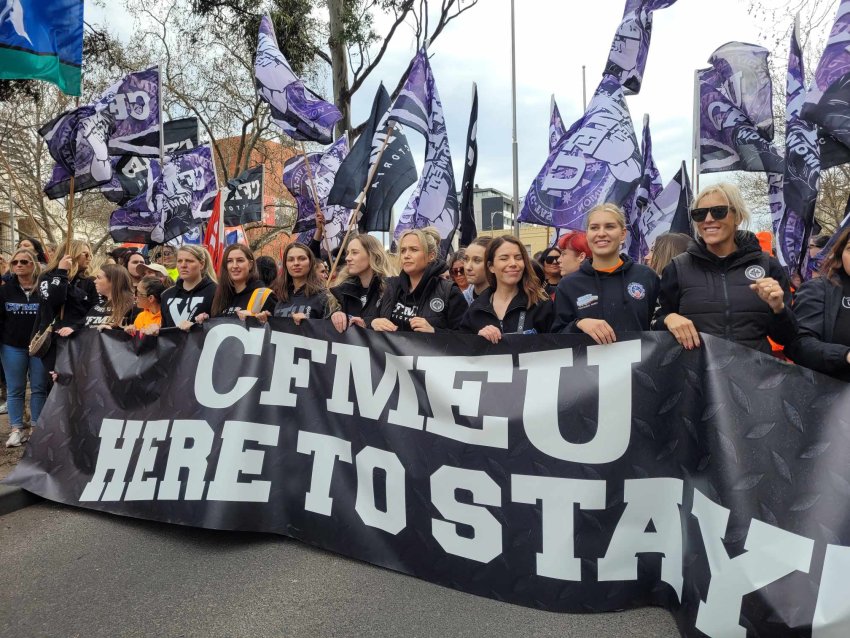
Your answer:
[6,321,850,637]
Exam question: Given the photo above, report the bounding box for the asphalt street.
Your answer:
[0,503,679,638]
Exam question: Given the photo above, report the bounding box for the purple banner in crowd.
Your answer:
[637,161,693,248]
[627,113,663,259]
[520,75,641,230]
[255,15,341,145]
[801,0,850,151]
[96,66,161,157]
[387,49,459,249]
[109,145,217,245]
[549,95,567,152]
[779,23,821,275]
[603,0,678,95]
[698,42,783,174]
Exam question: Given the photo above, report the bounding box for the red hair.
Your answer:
[557,230,590,256]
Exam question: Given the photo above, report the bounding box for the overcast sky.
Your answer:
[87,0,794,206]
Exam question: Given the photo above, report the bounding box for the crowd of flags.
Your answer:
[3,0,850,276]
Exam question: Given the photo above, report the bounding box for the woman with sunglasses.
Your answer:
[785,227,850,381]
[1,250,48,448]
[552,204,659,343]
[460,236,553,341]
[447,250,469,291]
[653,183,796,354]
[538,247,563,298]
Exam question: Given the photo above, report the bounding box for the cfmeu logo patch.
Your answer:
[745,265,766,281]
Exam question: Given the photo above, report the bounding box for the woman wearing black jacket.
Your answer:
[553,203,660,344]
[461,235,553,341]
[372,227,466,333]
[272,243,329,322]
[785,227,850,381]
[653,183,796,354]
[211,245,276,319]
[1,249,48,448]
[329,234,394,332]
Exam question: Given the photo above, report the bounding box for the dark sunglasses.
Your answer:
[690,205,731,222]
[543,255,560,264]
[450,267,465,276]
[11,259,31,266]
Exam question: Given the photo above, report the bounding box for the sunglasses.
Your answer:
[10,259,31,266]
[450,267,465,276]
[543,255,560,264]
[690,205,731,222]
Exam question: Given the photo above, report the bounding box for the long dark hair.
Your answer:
[18,237,47,264]
[273,242,326,302]
[211,244,259,316]
[100,264,135,326]
[485,235,548,308]
[820,227,850,283]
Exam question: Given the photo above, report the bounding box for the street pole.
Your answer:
[510,0,520,238]
[582,65,587,111]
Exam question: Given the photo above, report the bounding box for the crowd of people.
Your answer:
[1,181,848,448]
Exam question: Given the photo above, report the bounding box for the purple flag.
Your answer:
[638,161,693,250]
[283,136,352,250]
[768,172,785,235]
[801,1,850,152]
[95,66,161,157]
[108,145,217,245]
[519,75,642,230]
[255,15,341,145]
[38,105,115,193]
[386,49,459,249]
[626,113,663,259]
[549,95,567,152]
[603,0,678,95]
[698,42,783,174]
[778,21,821,276]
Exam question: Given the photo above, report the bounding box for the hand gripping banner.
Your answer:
[6,322,850,637]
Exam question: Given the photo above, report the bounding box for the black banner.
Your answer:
[7,322,850,637]
[223,165,264,226]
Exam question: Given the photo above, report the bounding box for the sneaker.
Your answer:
[5,429,22,447]
[0,402,7,415]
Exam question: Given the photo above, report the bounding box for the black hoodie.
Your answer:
[36,268,97,331]
[553,255,659,334]
[161,276,217,328]
[378,261,466,331]
[460,288,553,335]
[0,276,40,348]
[652,231,797,354]
[330,275,384,326]
[274,285,329,319]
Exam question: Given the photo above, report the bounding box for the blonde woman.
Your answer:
[372,227,465,332]
[552,203,659,344]
[329,234,396,332]
[653,183,796,353]
[1,249,47,447]
[160,245,218,329]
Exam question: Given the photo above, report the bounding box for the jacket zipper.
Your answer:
[719,271,733,341]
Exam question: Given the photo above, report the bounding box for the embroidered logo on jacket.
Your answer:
[429,298,445,312]
[627,282,646,300]
[843,296,850,310]
[576,293,598,309]
[745,265,767,281]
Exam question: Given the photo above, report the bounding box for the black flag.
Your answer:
[327,83,417,232]
[668,162,694,236]
[223,165,264,226]
[458,83,478,246]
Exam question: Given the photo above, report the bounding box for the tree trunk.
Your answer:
[328,0,351,136]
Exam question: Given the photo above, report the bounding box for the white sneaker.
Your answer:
[5,429,22,447]
[0,402,7,415]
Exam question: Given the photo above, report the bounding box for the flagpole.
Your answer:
[692,69,700,195]
[65,96,80,255]
[582,65,587,111]
[299,141,326,241]
[510,0,520,238]
[328,122,396,281]
[158,63,165,171]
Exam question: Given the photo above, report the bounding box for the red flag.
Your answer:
[204,190,225,272]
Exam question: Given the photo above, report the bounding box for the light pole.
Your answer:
[510,0,520,239]
[489,211,503,235]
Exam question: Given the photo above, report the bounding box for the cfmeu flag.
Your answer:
[254,14,341,144]
[0,0,83,95]
[520,75,642,230]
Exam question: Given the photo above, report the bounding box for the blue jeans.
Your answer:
[0,344,49,429]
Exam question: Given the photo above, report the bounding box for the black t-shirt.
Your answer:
[833,274,850,348]
[218,280,276,317]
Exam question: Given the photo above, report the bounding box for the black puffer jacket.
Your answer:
[552,255,659,333]
[652,231,797,354]
[330,275,384,327]
[377,261,466,332]
[460,288,553,335]
[785,274,850,381]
